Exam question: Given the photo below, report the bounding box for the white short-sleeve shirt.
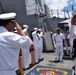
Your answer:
[0,26,31,70]
[53,33,65,43]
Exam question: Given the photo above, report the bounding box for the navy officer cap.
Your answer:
[0,12,16,20]
[0,12,16,26]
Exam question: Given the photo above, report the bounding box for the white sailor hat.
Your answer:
[38,28,42,31]
[0,12,16,20]
[72,10,76,16]
[23,25,29,28]
[34,27,38,30]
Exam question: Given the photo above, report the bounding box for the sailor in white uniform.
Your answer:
[38,29,43,60]
[32,27,40,63]
[63,28,69,55]
[70,10,76,75]
[67,33,73,57]
[23,25,29,35]
[0,12,33,75]
[22,25,30,70]
[53,28,65,62]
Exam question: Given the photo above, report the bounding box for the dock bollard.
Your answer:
[18,49,24,74]
[30,48,35,66]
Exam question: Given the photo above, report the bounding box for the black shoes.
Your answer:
[59,60,63,62]
[35,61,40,64]
[23,67,30,70]
[29,63,35,67]
[72,66,75,70]
[54,58,63,63]
[54,59,59,63]
[35,58,44,64]
[39,57,44,62]
[15,70,25,75]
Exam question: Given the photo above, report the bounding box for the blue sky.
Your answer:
[45,0,76,18]
[63,0,76,12]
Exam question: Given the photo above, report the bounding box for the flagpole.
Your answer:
[72,0,74,11]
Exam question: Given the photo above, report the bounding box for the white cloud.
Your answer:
[45,0,69,10]
[45,0,72,18]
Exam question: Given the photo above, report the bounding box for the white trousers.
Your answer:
[0,70,16,75]
[34,45,40,63]
[38,45,43,59]
[22,49,29,69]
[64,40,69,54]
[70,43,73,55]
[56,43,63,61]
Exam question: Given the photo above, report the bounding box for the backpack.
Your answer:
[72,38,76,58]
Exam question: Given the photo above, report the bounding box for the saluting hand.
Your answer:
[16,22,27,36]
[16,22,34,51]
